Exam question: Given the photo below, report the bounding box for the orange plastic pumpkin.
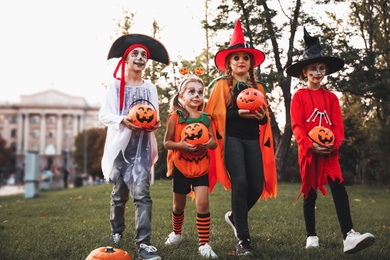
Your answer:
[181,123,209,145]
[85,246,131,260]
[179,67,189,75]
[194,66,204,75]
[308,126,335,147]
[128,104,157,129]
[236,88,266,112]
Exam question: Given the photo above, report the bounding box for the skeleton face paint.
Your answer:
[307,63,326,77]
[128,47,148,62]
[184,82,204,99]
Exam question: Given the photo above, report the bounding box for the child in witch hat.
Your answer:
[99,33,169,260]
[287,27,375,253]
[205,19,277,256]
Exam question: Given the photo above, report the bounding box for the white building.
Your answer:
[0,89,104,174]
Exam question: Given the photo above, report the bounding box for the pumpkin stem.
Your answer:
[105,246,116,253]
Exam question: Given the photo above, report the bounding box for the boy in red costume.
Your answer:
[287,27,375,253]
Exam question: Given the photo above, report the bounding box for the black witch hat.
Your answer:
[286,28,344,78]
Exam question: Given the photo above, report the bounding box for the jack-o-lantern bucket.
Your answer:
[128,100,157,129]
[181,123,209,145]
[308,126,335,147]
[85,246,131,260]
[236,88,266,112]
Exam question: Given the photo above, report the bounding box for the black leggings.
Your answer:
[225,136,264,241]
[304,176,353,238]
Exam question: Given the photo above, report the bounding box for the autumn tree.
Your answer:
[328,0,390,184]
[204,0,319,181]
[73,128,106,180]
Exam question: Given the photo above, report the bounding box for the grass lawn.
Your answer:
[0,180,389,259]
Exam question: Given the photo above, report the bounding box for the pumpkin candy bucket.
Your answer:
[181,122,209,146]
[236,88,266,112]
[128,99,158,129]
[308,126,335,147]
[85,246,131,260]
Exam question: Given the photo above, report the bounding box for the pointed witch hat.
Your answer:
[214,19,265,71]
[107,34,170,110]
[286,27,344,78]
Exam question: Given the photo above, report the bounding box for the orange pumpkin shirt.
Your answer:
[166,110,212,178]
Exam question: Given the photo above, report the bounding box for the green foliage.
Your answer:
[0,137,13,169]
[73,128,106,179]
[0,181,388,259]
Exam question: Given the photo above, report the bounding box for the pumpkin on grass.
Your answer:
[308,126,334,147]
[236,88,266,112]
[85,246,131,260]
[128,104,157,129]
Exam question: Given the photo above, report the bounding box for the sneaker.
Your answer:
[236,239,253,256]
[165,231,183,246]
[343,229,375,254]
[199,243,218,259]
[225,211,238,239]
[138,244,161,260]
[109,233,121,244]
[305,236,319,248]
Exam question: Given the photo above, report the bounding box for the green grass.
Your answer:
[0,181,389,259]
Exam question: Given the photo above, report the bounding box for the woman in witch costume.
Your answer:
[287,27,375,253]
[205,19,277,256]
[99,34,169,260]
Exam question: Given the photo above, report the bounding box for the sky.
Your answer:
[0,1,350,108]
[0,0,209,106]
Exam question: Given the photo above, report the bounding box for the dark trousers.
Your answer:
[304,176,353,238]
[225,136,264,241]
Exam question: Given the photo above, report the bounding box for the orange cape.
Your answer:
[205,78,277,200]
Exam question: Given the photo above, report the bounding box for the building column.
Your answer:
[56,113,62,153]
[73,114,79,149]
[39,113,46,155]
[80,112,85,131]
[2,114,10,142]
[23,113,29,154]
[17,113,23,154]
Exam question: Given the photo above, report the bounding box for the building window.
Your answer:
[48,116,56,124]
[11,129,17,138]
[10,115,17,124]
[32,115,40,124]
[32,130,40,138]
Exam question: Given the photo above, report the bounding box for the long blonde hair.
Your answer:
[169,75,205,119]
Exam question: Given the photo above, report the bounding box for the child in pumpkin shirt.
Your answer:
[163,75,218,259]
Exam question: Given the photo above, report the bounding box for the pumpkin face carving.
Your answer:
[181,123,209,145]
[236,88,266,112]
[179,67,189,75]
[85,246,131,260]
[128,104,157,129]
[308,126,335,147]
[194,66,204,75]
